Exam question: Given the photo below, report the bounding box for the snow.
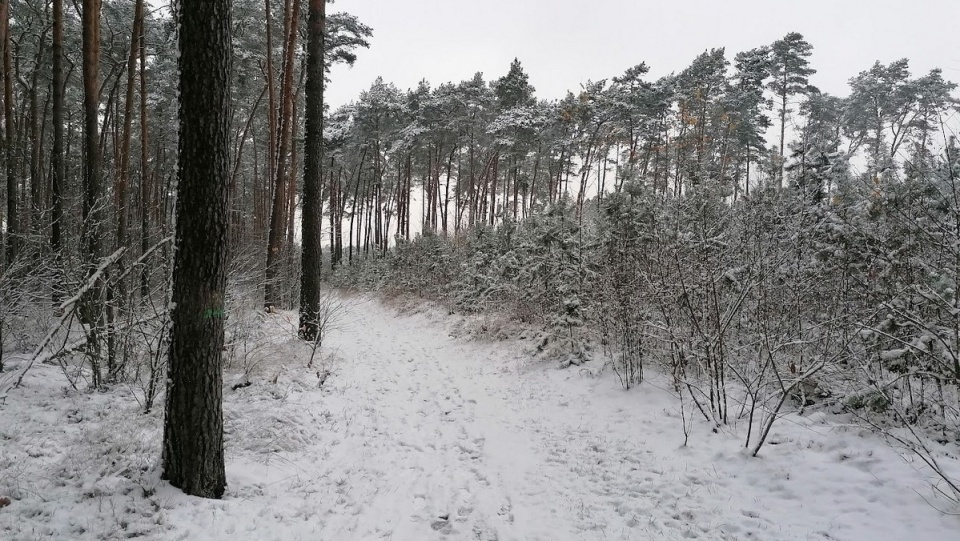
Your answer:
[1,294,959,540]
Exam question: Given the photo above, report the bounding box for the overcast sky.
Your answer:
[326,0,960,108]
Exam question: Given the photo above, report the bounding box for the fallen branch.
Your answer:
[0,248,126,394]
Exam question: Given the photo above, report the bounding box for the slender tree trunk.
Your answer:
[335,165,343,265]
[2,0,17,261]
[528,147,540,216]
[79,0,107,386]
[328,160,340,267]
[264,0,301,310]
[138,5,150,299]
[262,0,277,242]
[512,159,519,219]
[162,0,232,500]
[114,0,144,307]
[29,40,44,238]
[442,148,454,235]
[779,86,787,186]
[285,84,302,248]
[489,153,499,225]
[51,0,65,271]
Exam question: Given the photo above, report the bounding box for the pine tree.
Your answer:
[767,32,816,185]
[79,0,107,385]
[162,0,232,499]
[2,0,16,262]
[51,0,65,268]
[299,0,325,342]
[731,47,771,197]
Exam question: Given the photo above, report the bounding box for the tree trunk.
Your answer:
[138,2,150,299]
[113,0,144,310]
[264,0,301,310]
[260,0,277,244]
[29,36,45,238]
[489,154,499,225]
[328,160,339,267]
[162,0,232,500]
[778,81,787,186]
[2,0,16,261]
[300,0,333,343]
[51,0,65,270]
[79,0,106,385]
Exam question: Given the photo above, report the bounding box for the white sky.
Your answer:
[326,0,960,108]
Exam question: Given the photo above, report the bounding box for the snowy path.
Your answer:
[2,294,959,540]
[167,296,960,540]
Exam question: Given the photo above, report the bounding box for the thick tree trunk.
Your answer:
[298,0,322,342]
[162,0,232,499]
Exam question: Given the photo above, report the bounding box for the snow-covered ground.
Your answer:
[1,294,958,540]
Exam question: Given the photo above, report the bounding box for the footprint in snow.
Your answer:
[431,516,453,534]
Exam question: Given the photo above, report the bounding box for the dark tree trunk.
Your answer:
[298,0,323,342]
[162,0,232,499]
[2,0,16,261]
[138,5,151,299]
[29,37,45,238]
[51,0,65,277]
[328,160,337,267]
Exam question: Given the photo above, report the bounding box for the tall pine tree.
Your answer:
[299,0,325,341]
[767,32,816,185]
[162,0,232,499]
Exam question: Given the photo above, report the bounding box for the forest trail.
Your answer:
[2,295,958,540]
[165,295,959,540]
[298,297,734,540]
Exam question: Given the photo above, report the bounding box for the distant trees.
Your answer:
[260,0,372,310]
[330,33,959,501]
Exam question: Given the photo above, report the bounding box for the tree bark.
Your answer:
[29,34,46,238]
[138,5,151,299]
[51,0,65,266]
[115,0,144,303]
[162,0,232,499]
[2,0,17,261]
[79,0,106,386]
[264,0,301,310]
[261,0,277,243]
[298,0,324,341]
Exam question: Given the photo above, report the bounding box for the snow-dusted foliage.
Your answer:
[335,145,960,503]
